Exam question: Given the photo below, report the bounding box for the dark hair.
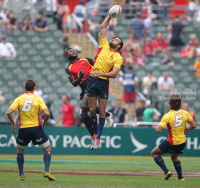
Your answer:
[135,11,141,18]
[63,37,68,42]
[118,38,123,51]
[65,47,72,56]
[128,66,133,70]
[175,15,179,19]
[168,94,182,111]
[39,11,44,15]
[25,79,35,91]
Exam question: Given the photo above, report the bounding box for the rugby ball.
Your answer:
[109,5,122,18]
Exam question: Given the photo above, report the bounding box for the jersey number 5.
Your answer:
[22,100,34,112]
[174,115,183,128]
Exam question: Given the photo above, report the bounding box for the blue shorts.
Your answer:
[87,76,109,99]
[158,140,185,154]
[16,126,49,146]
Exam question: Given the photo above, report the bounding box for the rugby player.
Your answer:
[87,14,123,149]
[7,79,55,181]
[151,94,196,180]
[65,48,113,146]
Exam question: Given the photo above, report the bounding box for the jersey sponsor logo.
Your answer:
[36,138,42,142]
[110,55,114,60]
[130,132,148,153]
[18,138,24,143]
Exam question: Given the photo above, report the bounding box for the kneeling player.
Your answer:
[151,94,196,180]
[65,48,113,146]
[7,79,55,181]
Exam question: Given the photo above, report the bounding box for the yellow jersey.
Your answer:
[92,37,123,80]
[159,109,193,145]
[9,91,47,129]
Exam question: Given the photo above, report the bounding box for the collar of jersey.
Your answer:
[25,91,34,94]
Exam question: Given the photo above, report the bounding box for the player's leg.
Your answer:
[151,146,169,174]
[93,78,109,149]
[87,76,98,136]
[42,143,55,181]
[32,126,55,181]
[80,95,94,137]
[171,153,184,180]
[16,147,25,180]
[96,107,110,117]
[97,98,107,138]
[16,128,29,180]
[95,106,113,128]
[88,96,98,135]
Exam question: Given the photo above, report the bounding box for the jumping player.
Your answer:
[87,14,123,149]
[151,94,196,180]
[65,48,113,145]
[6,79,55,181]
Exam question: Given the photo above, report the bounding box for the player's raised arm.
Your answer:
[99,15,112,39]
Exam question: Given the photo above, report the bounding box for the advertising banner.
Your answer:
[0,126,199,156]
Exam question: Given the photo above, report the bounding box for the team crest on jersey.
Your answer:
[82,61,85,66]
[110,55,114,60]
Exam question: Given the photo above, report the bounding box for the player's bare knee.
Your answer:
[171,155,178,162]
[90,107,96,116]
[99,108,106,117]
[43,145,51,151]
[18,148,24,153]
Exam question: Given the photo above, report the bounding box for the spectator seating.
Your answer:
[1,9,200,125]
[0,17,104,121]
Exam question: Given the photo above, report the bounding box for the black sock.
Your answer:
[173,160,183,179]
[97,117,105,140]
[96,107,110,117]
[83,116,94,136]
[154,156,169,174]
[91,115,97,134]
[17,152,24,176]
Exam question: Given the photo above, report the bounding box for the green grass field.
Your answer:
[0,155,200,188]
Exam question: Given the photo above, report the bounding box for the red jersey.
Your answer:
[66,58,93,90]
[135,57,145,65]
[152,39,168,51]
[143,44,153,55]
[62,102,75,127]
[180,48,190,57]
